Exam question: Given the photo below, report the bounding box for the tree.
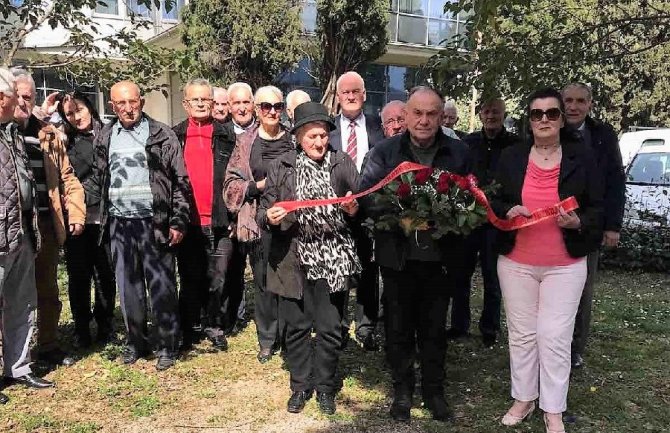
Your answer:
[0,0,174,90]
[179,0,303,89]
[311,0,389,113]
[429,0,670,129]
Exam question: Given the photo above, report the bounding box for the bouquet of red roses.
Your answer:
[366,167,494,238]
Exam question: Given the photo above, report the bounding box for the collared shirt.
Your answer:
[340,112,369,171]
[232,119,255,135]
[107,116,154,218]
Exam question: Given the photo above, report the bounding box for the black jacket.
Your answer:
[257,149,359,300]
[94,115,193,245]
[329,113,385,152]
[173,119,237,231]
[463,128,521,186]
[491,139,604,258]
[359,129,471,271]
[581,117,626,232]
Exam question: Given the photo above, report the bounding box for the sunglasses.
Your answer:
[259,102,285,113]
[529,108,563,122]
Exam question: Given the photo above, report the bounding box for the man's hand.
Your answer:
[168,228,184,247]
[256,178,266,191]
[69,223,84,236]
[557,207,581,230]
[267,206,288,226]
[340,191,358,216]
[506,205,532,219]
[602,230,620,248]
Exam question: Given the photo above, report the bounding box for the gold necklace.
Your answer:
[533,144,561,161]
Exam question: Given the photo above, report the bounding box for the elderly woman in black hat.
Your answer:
[258,102,361,415]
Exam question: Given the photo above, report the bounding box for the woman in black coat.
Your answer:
[258,102,360,415]
[491,88,603,433]
[57,92,116,347]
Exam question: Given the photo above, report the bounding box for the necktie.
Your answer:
[347,120,357,163]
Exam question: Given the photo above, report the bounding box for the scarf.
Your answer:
[295,151,361,292]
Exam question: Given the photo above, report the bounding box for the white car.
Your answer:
[619,128,670,167]
[624,142,670,226]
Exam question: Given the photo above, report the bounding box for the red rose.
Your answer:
[414,168,433,185]
[436,172,451,194]
[455,177,469,190]
[397,182,411,198]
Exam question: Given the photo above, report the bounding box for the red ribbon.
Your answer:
[274,161,579,232]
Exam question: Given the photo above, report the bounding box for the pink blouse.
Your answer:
[507,160,580,266]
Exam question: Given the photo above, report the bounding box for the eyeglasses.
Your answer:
[111,99,141,109]
[529,108,562,122]
[384,117,405,126]
[185,97,213,105]
[258,102,285,113]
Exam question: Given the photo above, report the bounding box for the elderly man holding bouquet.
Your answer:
[359,86,473,422]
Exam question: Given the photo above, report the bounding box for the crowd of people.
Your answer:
[0,66,625,432]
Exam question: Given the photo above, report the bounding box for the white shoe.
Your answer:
[501,401,536,426]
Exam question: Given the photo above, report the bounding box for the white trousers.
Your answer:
[498,255,587,413]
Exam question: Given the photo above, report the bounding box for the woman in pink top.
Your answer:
[491,88,603,433]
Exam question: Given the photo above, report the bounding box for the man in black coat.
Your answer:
[173,78,237,350]
[561,83,626,369]
[449,98,521,347]
[360,86,470,422]
[329,71,385,351]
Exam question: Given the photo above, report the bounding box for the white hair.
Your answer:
[254,85,283,102]
[336,71,365,92]
[380,100,405,123]
[213,86,227,98]
[183,78,213,97]
[227,82,254,99]
[286,89,311,109]
[0,67,15,95]
[443,99,458,112]
[10,67,36,99]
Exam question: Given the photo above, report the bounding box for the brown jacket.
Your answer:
[38,125,86,246]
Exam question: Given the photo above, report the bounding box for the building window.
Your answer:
[301,0,317,34]
[162,0,185,21]
[389,0,463,47]
[30,69,102,119]
[127,0,152,18]
[95,0,119,15]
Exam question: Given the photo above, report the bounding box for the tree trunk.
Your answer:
[320,71,339,116]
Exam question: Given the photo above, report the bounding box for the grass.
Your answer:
[0,265,667,433]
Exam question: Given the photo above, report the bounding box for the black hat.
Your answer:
[290,101,336,134]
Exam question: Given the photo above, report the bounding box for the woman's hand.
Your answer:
[340,191,358,216]
[557,207,581,229]
[267,206,288,225]
[506,205,532,219]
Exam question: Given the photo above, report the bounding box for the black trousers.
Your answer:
[280,279,347,394]
[572,249,599,355]
[109,217,180,356]
[64,224,116,337]
[247,235,283,350]
[221,240,247,334]
[177,225,238,339]
[342,234,381,341]
[449,224,501,337]
[382,261,450,398]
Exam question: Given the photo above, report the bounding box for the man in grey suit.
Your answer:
[329,71,385,351]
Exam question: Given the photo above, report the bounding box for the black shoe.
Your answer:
[571,353,584,369]
[390,393,412,422]
[482,333,497,348]
[445,328,468,340]
[287,390,312,413]
[209,335,228,351]
[257,347,273,364]
[316,391,336,415]
[12,374,54,389]
[359,334,379,352]
[156,354,176,371]
[39,349,75,367]
[0,392,8,404]
[424,394,453,421]
[229,320,248,336]
[121,346,147,365]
